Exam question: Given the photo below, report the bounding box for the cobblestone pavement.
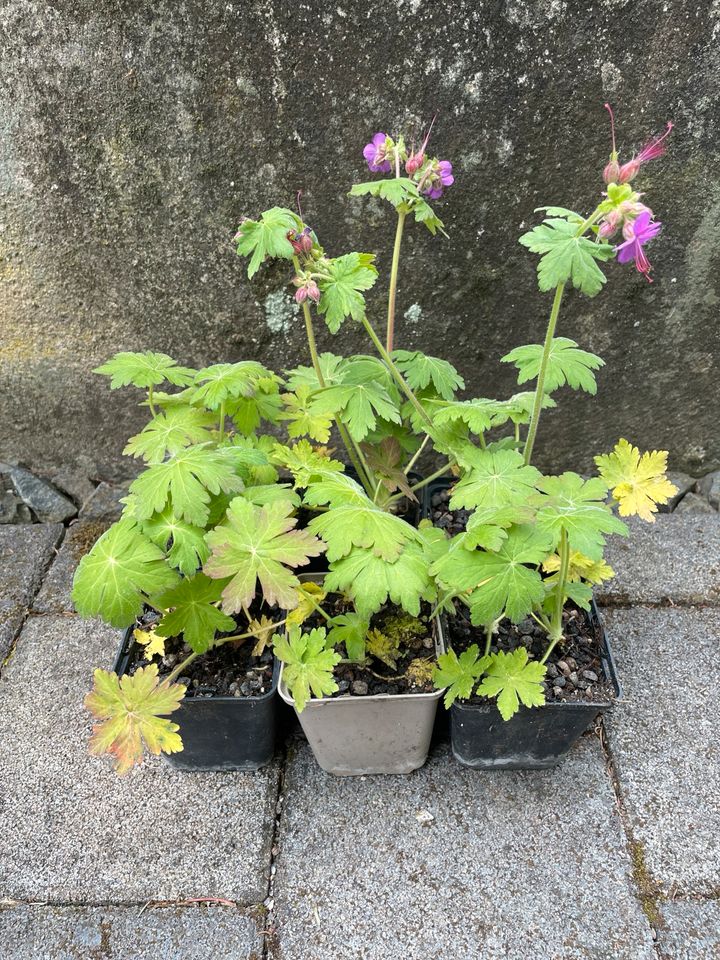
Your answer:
[1,510,718,959]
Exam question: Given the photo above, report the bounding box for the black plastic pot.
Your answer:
[113,629,280,772]
[448,605,620,770]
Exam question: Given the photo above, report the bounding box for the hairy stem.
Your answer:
[147,385,158,419]
[404,433,430,475]
[361,315,434,430]
[484,621,494,657]
[166,615,290,684]
[541,528,570,663]
[218,400,226,443]
[523,281,565,465]
[386,210,406,353]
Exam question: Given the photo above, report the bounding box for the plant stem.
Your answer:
[218,400,226,443]
[541,528,570,664]
[293,256,375,495]
[484,622,494,657]
[361,315,434,430]
[404,433,430,475]
[386,210,406,353]
[523,281,565,465]
[166,616,290,684]
[147,385,157,418]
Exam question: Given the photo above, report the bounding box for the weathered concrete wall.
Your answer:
[0,0,718,479]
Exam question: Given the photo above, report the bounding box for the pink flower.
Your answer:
[363,132,392,173]
[420,159,454,200]
[615,211,662,282]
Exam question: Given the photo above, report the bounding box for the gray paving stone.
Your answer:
[603,606,720,896]
[599,515,720,605]
[656,901,720,960]
[32,519,110,614]
[273,738,655,960]
[79,481,128,521]
[0,904,263,959]
[0,523,63,659]
[0,615,279,904]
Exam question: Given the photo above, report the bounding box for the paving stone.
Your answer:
[599,515,720,605]
[32,519,110,614]
[656,901,720,960]
[0,904,263,959]
[603,606,720,896]
[0,523,63,659]
[697,470,720,509]
[2,463,77,522]
[273,738,655,960]
[79,480,129,520]
[0,615,279,904]
[675,492,717,515]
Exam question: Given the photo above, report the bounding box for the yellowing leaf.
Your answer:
[85,665,185,775]
[406,657,436,688]
[286,582,327,627]
[133,627,167,661]
[595,439,678,522]
[542,551,615,585]
[249,615,277,657]
[366,627,401,669]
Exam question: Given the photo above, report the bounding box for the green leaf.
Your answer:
[302,472,369,508]
[94,352,196,390]
[129,446,245,528]
[274,625,340,712]
[349,178,445,234]
[326,612,370,662]
[308,503,419,561]
[463,503,536,552]
[519,218,615,297]
[317,253,378,333]
[534,472,628,561]
[141,505,210,576]
[534,206,585,223]
[124,407,217,463]
[72,520,179,628]
[240,483,301,508]
[285,353,346,391]
[85,664,185,774]
[450,448,541,511]
[433,645,489,709]
[235,207,299,278]
[155,573,236,653]
[204,497,325,612]
[392,350,465,401]
[501,391,557,425]
[431,397,513,436]
[190,362,270,411]
[501,338,605,395]
[310,380,401,442]
[280,385,333,443]
[476,648,546,720]
[432,526,553,625]
[272,439,345,487]
[324,541,435,617]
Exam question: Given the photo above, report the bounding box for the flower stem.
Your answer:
[540,528,570,664]
[147,385,157,418]
[386,461,453,505]
[523,281,565,465]
[404,433,430,475]
[218,400,226,443]
[386,210,406,353]
[360,315,434,431]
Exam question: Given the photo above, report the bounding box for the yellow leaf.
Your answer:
[543,550,615,584]
[406,657,435,687]
[595,439,678,523]
[286,582,327,627]
[249,615,277,657]
[133,627,167,661]
[366,627,401,669]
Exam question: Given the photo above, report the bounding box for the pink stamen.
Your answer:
[604,103,617,155]
[419,113,438,158]
[636,121,674,164]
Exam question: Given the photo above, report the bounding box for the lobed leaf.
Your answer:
[235,207,299,278]
[156,573,236,653]
[317,253,378,334]
[519,218,615,297]
[594,439,678,523]
[476,648,546,721]
[433,645,490,709]
[501,338,605,395]
[94,352,195,390]
[274,625,340,712]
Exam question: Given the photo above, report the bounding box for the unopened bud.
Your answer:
[298,230,313,254]
[294,286,308,303]
[405,152,425,175]
[618,159,640,184]
[307,281,320,303]
[603,158,620,184]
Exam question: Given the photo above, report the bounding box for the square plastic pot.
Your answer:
[448,603,621,770]
[278,574,446,775]
[113,628,279,772]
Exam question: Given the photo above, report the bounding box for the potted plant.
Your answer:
[73,352,327,773]
[425,104,677,768]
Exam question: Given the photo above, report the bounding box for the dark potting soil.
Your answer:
[127,608,275,700]
[304,596,437,698]
[431,488,614,705]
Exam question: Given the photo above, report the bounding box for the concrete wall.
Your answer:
[1,0,718,479]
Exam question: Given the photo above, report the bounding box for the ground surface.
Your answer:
[1,510,719,959]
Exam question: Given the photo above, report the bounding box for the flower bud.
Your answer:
[298,230,313,254]
[294,286,308,304]
[307,281,320,303]
[603,158,620,184]
[618,159,640,184]
[405,152,425,175]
